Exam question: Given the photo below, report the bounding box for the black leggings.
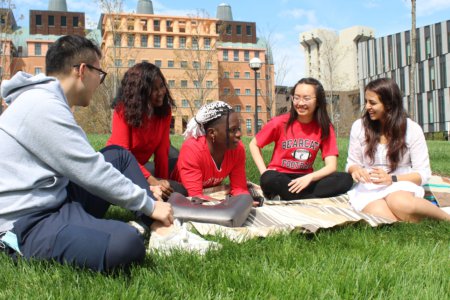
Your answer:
[260,170,353,200]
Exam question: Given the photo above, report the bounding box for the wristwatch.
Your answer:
[391,175,398,182]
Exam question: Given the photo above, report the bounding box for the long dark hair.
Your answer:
[286,77,331,140]
[112,62,174,127]
[363,78,407,172]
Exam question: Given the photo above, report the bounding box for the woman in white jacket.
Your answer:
[346,78,449,222]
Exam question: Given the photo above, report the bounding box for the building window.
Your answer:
[234,72,240,79]
[193,61,200,69]
[167,36,174,48]
[256,72,261,79]
[235,88,241,95]
[406,42,411,65]
[192,38,199,49]
[224,72,230,78]
[48,15,54,26]
[254,51,260,58]
[223,50,228,61]
[73,16,79,27]
[155,60,162,67]
[204,38,211,49]
[114,34,121,47]
[115,59,122,67]
[257,89,262,95]
[182,99,189,107]
[35,43,41,56]
[246,105,251,112]
[235,105,241,112]
[154,20,160,31]
[61,16,66,27]
[36,15,42,26]
[236,25,242,35]
[205,61,212,69]
[154,36,161,48]
[244,50,250,62]
[166,20,173,32]
[141,19,148,31]
[194,100,201,108]
[194,81,200,88]
[246,25,252,36]
[245,72,250,79]
[128,59,135,67]
[426,37,431,58]
[257,119,262,131]
[180,61,188,68]
[127,35,135,47]
[224,88,230,95]
[34,67,42,75]
[234,50,239,61]
[246,119,252,133]
[245,89,251,95]
[141,35,148,47]
[257,105,262,112]
[181,80,188,88]
[428,95,434,126]
[168,60,174,68]
[168,80,175,88]
[179,37,186,49]
[206,80,213,88]
[429,64,435,89]
[226,24,232,35]
[179,21,186,33]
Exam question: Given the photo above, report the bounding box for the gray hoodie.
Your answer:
[0,72,154,232]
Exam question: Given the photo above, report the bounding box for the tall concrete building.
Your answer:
[358,20,450,135]
[98,1,274,135]
[300,26,374,136]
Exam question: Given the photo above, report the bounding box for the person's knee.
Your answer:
[387,194,416,218]
[104,225,145,271]
[260,170,277,188]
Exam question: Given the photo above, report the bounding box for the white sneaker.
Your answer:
[148,219,221,255]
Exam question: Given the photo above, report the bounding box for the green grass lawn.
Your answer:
[1,135,449,299]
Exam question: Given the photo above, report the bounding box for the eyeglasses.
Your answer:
[290,95,316,103]
[73,64,107,84]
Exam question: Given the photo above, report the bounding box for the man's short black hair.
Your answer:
[46,35,102,76]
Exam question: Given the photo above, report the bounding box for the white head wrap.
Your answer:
[183,101,233,139]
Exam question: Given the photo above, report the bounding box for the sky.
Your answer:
[10,0,450,86]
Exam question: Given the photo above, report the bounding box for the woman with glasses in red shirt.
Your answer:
[249,77,353,200]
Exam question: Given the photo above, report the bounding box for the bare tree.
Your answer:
[173,10,220,117]
[258,27,290,119]
[409,0,416,121]
[319,34,346,125]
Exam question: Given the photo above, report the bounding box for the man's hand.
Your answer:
[150,201,173,226]
[149,185,163,201]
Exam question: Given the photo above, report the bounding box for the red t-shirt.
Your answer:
[256,114,338,174]
[106,105,171,179]
[171,136,249,198]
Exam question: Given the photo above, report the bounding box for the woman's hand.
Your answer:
[350,166,372,183]
[288,174,313,193]
[149,185,164,201]
[147,176,174,200]
[369,167,393,185]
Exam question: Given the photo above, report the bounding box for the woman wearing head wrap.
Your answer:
[171,101,250,200]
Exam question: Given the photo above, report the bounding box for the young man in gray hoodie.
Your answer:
[0,35,173,272]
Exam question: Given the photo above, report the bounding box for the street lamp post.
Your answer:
[249,57,262,134]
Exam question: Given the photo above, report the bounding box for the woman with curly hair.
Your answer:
[346,78,449,222]
[107,62,184,200]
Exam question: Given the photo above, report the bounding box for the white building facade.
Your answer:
[358,20,450,134]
